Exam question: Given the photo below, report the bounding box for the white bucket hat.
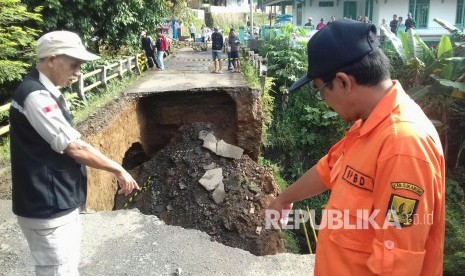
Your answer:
[36,31,100,61]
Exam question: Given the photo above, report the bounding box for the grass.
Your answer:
[0,137,10,167]
[69,74,139,123]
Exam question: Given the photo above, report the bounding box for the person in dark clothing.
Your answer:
[140,31,157,69]
[211,26,224,74]
[10,30,139,275]
[389,14,398,33]
[228,28,241,73]
[405,12,416,32]
[304,17,315,29]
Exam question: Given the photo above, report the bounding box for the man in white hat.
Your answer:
[9,30,139,275]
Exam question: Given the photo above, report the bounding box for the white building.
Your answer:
[263,0,465,40]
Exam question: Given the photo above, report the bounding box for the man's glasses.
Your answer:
[313,82,329,101]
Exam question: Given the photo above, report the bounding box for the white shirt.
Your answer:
[12,71,81,154]
[189,25,196,34]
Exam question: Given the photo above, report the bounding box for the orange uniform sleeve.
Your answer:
[366,138,445,275]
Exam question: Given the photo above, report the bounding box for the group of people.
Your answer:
[10,17,444,276]
[305,15,371,31]
[140,29,169,70]
[201,24,212,43]
[304,16,336,30]
[389,12,417,34]
[210,27,242,74]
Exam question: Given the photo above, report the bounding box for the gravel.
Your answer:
[0,200,315,275]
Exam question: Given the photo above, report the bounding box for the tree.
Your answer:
[22,0,170,53]
[0,0,42,85]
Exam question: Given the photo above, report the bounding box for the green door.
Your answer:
[365,0,374,20]
[344,1,357,20]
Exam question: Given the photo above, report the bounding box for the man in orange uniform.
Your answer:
[267,20,445,275]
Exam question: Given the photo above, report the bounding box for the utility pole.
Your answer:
[250,0,254,36]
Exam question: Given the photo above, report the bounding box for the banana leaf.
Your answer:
[431,75,465,99]
[399,31,411,60]
[438,35,453,59]
[380,25,407,64]
[415,33,435,62]
[438,35,454,79]
[433,18,465,42]
[407,28,424,61]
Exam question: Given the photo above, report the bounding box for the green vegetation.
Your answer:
[242,62,275,146]
[21,0,169,54]
[0,137,10,167]
[0,0,43,102]
[282,229,300,253]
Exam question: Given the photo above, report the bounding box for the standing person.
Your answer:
[210,26,224,74]
[379,18,389,42]
[189,23,196,41]
[156,28,169,70]
[224,35,233,70]
[172,19,178,40]
[397,16,405,35]
[304,17,315,29]
[267,20,445,275]
[201,24,208,43]
[327,15,336,25]
[316,18,326,30]
[389,14,398,33]
[9,30,140,275]
[228,28,241,73]
[405,12,416,32]
[140,31,157,70]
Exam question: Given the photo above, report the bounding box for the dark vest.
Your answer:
[10,68,87,218]
[211,32,223,51]
[141,36,153,52]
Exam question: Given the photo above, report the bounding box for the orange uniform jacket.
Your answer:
[315,81,445,275]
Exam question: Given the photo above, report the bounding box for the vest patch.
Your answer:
[43,103,59,113]
[342,165,374,191]
[386,194,419,227]
[391,182,424,196]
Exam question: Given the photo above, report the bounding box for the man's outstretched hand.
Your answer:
[116,171,140,196]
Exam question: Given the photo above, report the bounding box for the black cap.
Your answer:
[289,20,378,92]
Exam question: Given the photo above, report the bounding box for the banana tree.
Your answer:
[381,19,465,167]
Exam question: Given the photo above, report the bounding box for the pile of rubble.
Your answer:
[114,122,285,255]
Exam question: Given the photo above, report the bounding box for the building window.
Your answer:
[408,0,430,28]
[319,1,334,7]
[457,0,465,27]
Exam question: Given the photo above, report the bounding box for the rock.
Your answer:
[173,267,182,275]
[216,140,243,159]
[212,181,226,204]
[199,168,223,191]
[202,133,217,153]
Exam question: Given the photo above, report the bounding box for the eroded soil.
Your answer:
[114,122,285,256]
